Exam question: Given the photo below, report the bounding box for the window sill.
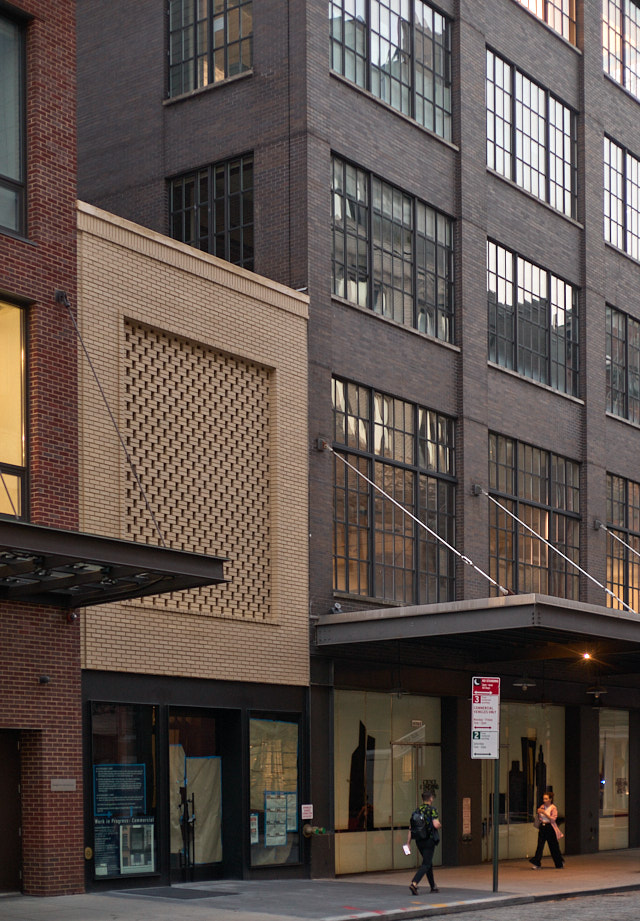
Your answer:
[486,168,583,231]
[331,294,460,353]
[487,361,584,405]
[163,69,253,106]
[604,72,640,109]
[604,240,640,269]
[606,410,640,430]
[329,71,459,154]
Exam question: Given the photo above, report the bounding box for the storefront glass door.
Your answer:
[599,708,629,850]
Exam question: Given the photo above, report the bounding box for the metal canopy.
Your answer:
[315,594,640,681]
[0,519,226,608]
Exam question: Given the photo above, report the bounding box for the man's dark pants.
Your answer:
[411,837,436,889]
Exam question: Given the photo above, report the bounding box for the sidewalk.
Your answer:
[2,850,640,921]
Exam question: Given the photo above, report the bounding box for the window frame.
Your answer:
[0,10,27,237]
[329,0,453,141]
[332,377,457,605]
[167,0,253,99]
[168,154,254,270]
[486,48,577,218]
[606,473,640,612]
[606,304,640,422]
[515,0,577,45]
[487,240,579,396]
[331,156,455,342]
[603,0,640,101]
[488,433,581,599]
[0,300,27,519]
[604,136,640,260]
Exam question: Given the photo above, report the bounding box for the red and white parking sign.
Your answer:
[471,676,500,759]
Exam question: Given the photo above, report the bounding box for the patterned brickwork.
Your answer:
[77,202,309,685]
[123,322,271,620]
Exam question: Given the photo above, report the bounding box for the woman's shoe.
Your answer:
[409,883,419,895]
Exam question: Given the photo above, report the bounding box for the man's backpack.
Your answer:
[410,808,428,840]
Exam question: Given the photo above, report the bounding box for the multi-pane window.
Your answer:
[604,137,640,260]
[486,50,577,218]
[169,155,254,270]
[487,241,579,395]
[332,378,456,604]
[168,0,252,98]
[515,0,576,44]
[603,0,640,101]
[489,434,580,599]
[607,473,640,612]
[0,13,25,235]
[332,157,454,341]
[0,302,26,518]
[606,305,640,422]
[329,0,452,140]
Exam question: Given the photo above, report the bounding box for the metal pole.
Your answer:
[492,749,500,891]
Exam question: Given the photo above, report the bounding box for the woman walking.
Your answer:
[529,790,564,869]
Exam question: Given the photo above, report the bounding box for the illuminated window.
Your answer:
[603,0,640,100]
[515,0,576,44]
[487,241,579,396]
[0,13,26,235]
[607,474,640,612]
[487,50,577,218]
[333,378,456,604]
[329,0,452,140]
[0,301,25,518]
[489,434,580,599]
[168,0,252,98]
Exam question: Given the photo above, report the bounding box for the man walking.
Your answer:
[407,788,442,895]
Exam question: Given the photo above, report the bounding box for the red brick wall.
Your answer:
[0,0,82,896]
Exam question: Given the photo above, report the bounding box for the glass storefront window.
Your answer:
[249,718,300,866]
[483,702,564,862]
[169,711,222,871]
[599,709,629,850]
[334,690,441,874]
[90,702,158,879]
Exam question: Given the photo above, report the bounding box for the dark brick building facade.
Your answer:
[76,0,640,880]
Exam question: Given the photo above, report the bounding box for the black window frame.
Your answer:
[488,433,581,600]
[331,155,455,342]
[603,0,640,101]
[486,48,578,219]
[604,135,640,261]
[332,376,457,605]
[0,9,27,237]
[167,0,253,99]
[329,0,453,141]
[606,304,640,423]
[515,0,576,44]
[606,473,640,612]
[168,154,254,271]
[0,299,27,520]
[487,239,579,396]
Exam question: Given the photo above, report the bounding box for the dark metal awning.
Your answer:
[316,594,640,686]
[0,518,226,608]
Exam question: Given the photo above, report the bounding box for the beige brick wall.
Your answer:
[77,201,309,685]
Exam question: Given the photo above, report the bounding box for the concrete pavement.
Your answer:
[2,850,640,921]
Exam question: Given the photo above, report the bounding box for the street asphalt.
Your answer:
[2,850,640,921]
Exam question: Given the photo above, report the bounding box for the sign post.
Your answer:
[471,677,500,892]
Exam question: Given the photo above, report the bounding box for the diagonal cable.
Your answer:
[0,470,20,518]
[55,290,166,548]
[597,521,640,561]
[324,443,511,596]
[478,488,635,614]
